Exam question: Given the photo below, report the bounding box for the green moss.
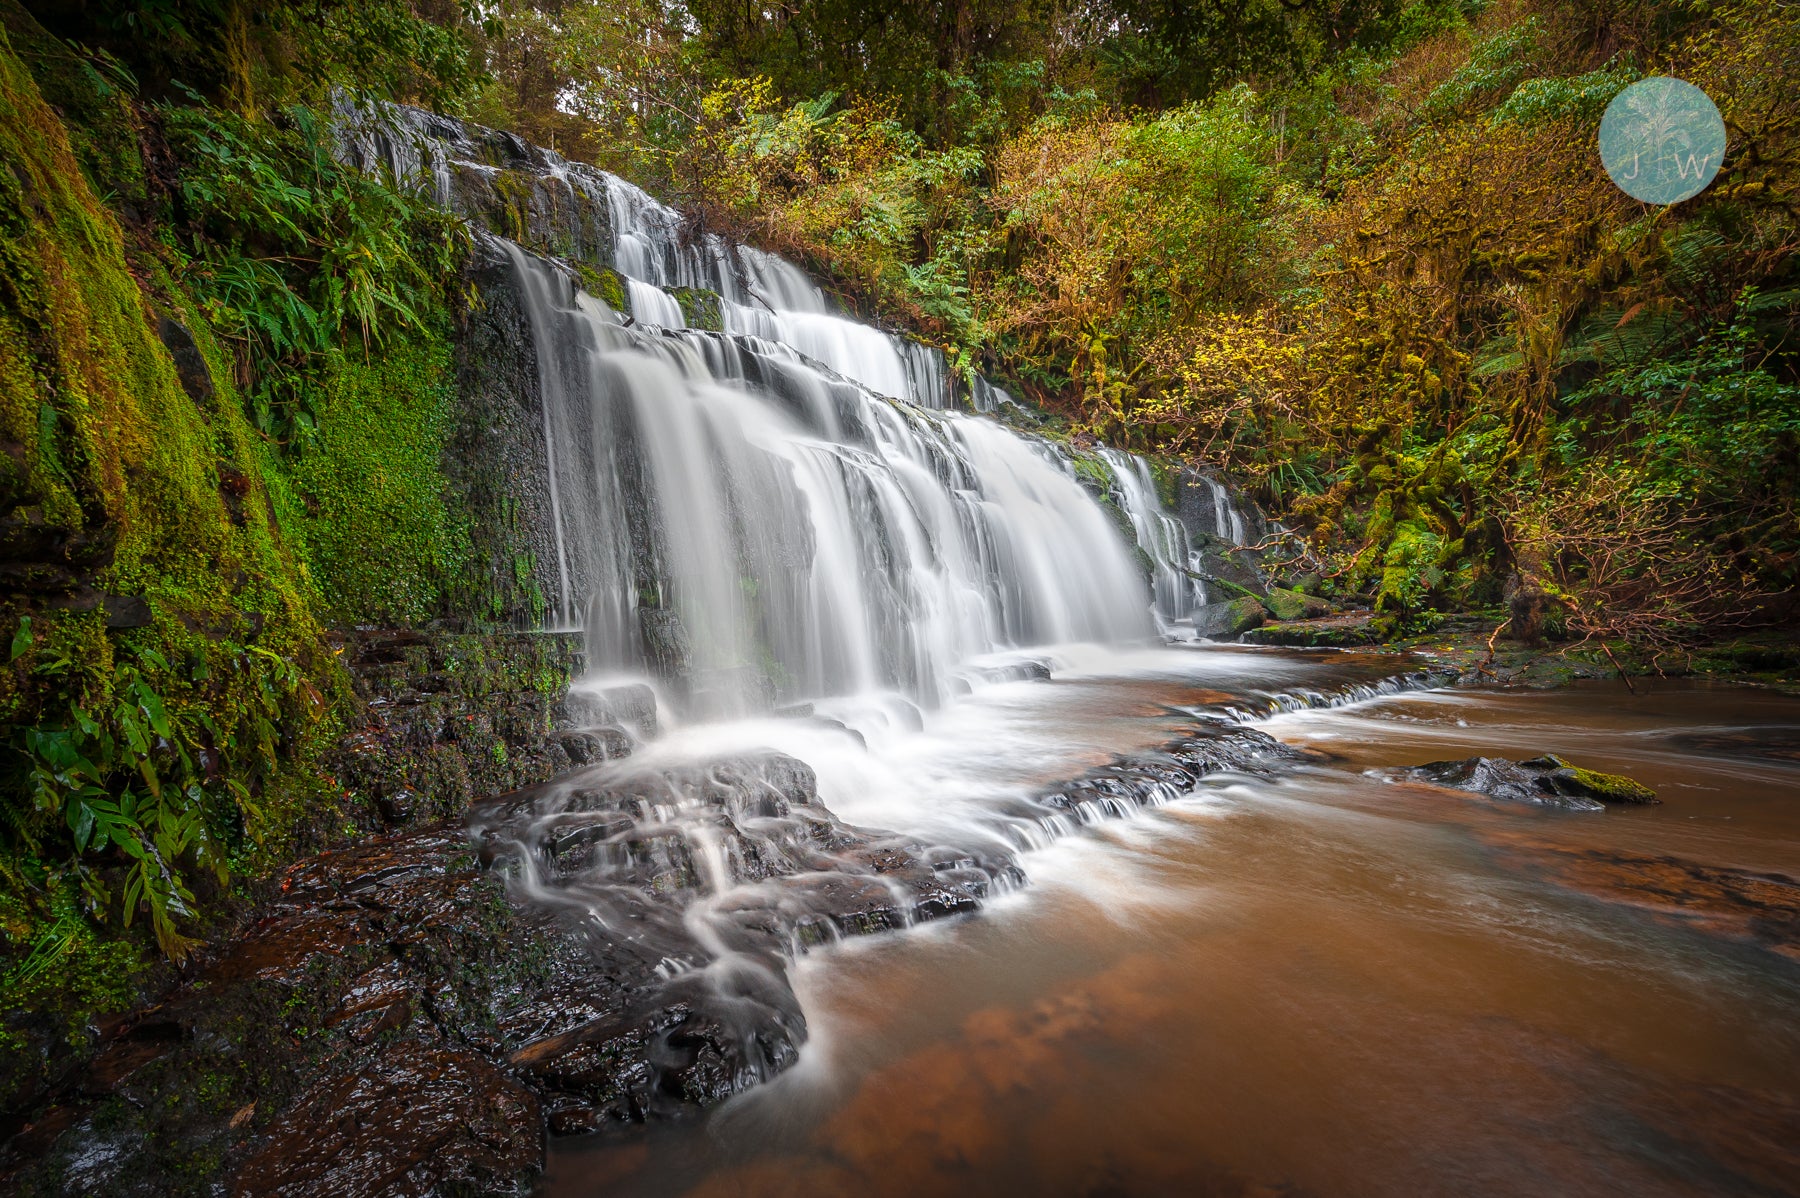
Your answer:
[1071,452,1114,491]
[1262,586,1331,621]
[0,3,145,210]
[1213,596,1268,637]
[0,23,358,1008]
[1530,755,1659,804]
[1246,616,1382,647]
[670,286,723,331]
[283,340,471,626]
[1561,766,1656,804]
[574,261,629,313]
[1147,457,1178,508]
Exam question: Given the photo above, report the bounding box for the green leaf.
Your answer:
[65,796,96,853]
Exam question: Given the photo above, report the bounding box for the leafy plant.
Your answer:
[7,638,313,960]
[166,100,468,444]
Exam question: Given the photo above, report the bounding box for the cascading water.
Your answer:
[1099,448,1209,620]
[500,234,1155,716]
[1200,473,1250,545]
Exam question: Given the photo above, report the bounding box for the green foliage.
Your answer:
[165,100,469,445]
[1557,288,1800,588]
[1416,19,1544,124]
[0,879,141,1051]
[10,634,311,958]
[567,0,1793,648]
[1489,63,1636,127]
[0,21,344,988]
[1373,519,1446,631]
[22,0,484,112]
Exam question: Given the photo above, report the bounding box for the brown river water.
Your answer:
[541,646,1800,1197]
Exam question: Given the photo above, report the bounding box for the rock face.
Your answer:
[448,243,570,629]
[328,628,593,832]
[1171,469,1272,604]
[1406,753,1659,810]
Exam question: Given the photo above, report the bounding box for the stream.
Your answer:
[538,652,1800,1197]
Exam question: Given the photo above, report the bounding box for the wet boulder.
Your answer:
[227,1044,542,1198]
[1262,586,1333,622]
[1407,753,1657,810]
[1192,597,1267,640]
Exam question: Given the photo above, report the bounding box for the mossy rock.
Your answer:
[1243,613,1381,647]
[573,262,628,312]
[1264,586,1333,622]
[1204,575,1262,602]
[1193,597,1267,639]
[670,286,723,332]
[1523,755,1659,804]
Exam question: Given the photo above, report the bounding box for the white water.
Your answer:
[1099,448,1208,618]
[502,236,1158,716]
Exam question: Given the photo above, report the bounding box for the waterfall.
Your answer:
[330,97,1249,709]
[498,237,1155,715]
[324,101,1307,1118]
[1202,474,1249,545]
[1099,449,1209,618]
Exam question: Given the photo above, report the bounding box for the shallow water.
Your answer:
[541,648,1800,1198]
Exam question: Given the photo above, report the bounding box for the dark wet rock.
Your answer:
[1043,719,1302,819]
[155,316,216,406]
[452,243,569,627]
[2,672,1426,1196]
[559,683,660,736]
[552,726,633,765]
[0,773,827,1197]
[228,1044,542,1198]
[1405,753,1657,810]
[962,658,1053,685]
[326,628,591,831]
[1170,469,1270,598]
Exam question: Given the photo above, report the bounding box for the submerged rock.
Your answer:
[1406,753,1658,810]
[1484,831,1800,963]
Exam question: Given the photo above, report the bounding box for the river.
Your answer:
[538,648,1800,1197]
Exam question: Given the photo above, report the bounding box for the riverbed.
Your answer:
[541,646,1800,1197]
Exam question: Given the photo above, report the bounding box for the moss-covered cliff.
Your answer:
[0,4,585,1103]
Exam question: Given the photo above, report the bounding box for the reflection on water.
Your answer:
[542,651,1800,1198]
